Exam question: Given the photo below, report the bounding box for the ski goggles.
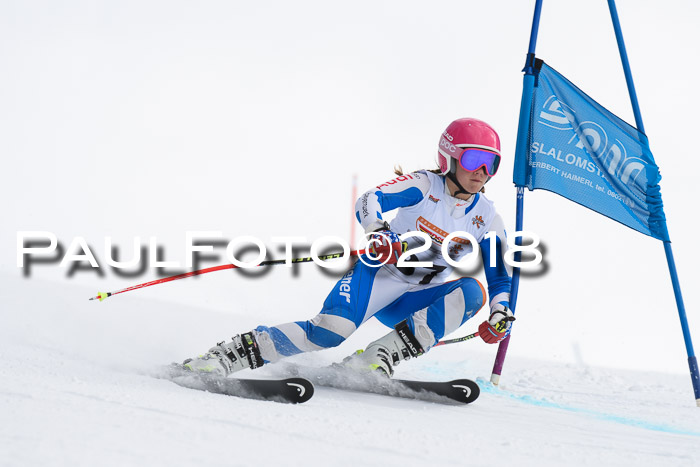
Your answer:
[458,148,501,176]
[439,135,501,176]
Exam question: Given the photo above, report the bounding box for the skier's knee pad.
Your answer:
[438,278,486,328]
[455,277,486,317]
[305,313,357,349]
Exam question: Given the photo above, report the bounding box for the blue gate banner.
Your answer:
[513,60,669,241]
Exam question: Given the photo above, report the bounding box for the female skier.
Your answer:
[184,117,513,377]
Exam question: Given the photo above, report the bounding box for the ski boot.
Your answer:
[340,320,425,377]
[183,332,264,377]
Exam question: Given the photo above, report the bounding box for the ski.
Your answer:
[162,365,314,404]
[281,364,480,404]
[390,378,480,404]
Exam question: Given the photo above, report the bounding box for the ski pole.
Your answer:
[435,316,516,347]
[89,249,367,302]
[434,331,479,347]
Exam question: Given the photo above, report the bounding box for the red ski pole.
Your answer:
[89,249,366,302]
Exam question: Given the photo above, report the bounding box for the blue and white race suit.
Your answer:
[254,170,511,361]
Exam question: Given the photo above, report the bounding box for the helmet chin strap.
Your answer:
[445,161,491,198]
[445,171,474,197]
[445,161,479,198]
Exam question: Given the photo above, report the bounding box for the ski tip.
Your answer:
[447,379,481,404]
[284,377,315,403]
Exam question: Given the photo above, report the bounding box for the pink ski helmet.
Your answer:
[437,118,501,176]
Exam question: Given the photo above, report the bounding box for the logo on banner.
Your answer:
[537,95,647,188]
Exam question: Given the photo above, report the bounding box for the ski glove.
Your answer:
[479,306,515,344]
[367,228,404,265]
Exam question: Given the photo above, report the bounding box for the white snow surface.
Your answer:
[1,275,699,467]
[2,1,700,466]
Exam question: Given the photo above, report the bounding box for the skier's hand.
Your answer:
[367,229,404,265]
[478,306,515,344]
